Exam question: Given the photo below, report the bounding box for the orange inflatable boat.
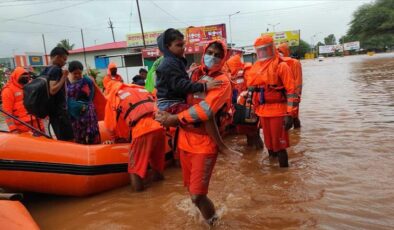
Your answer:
[0,200,39,230]
[0,82,172,196]
[0,124,131,196]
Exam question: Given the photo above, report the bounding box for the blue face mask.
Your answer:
[203,54,221,69]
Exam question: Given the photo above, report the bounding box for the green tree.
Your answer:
[347,0,394,51]
[57,39,75,50]
[290,39,311,58]
[324,34,337,45]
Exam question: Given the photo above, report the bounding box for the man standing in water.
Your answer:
[278,42,303,128]
[155,40,232,225]
[246,35,298,167]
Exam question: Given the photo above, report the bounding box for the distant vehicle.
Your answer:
[318,55,324,62]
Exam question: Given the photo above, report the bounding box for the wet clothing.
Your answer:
[180,150,217,195]
[132,75,145,86]
[128,125,166,178]
[104,83,166,178]
[176,40,231,195]
[42,65,74,141]
[1,67,43,133]
[260,116,289,152]
[246,35,295,153]
[155,29,206,110]
[67,76,100,144]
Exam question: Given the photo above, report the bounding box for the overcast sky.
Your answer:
[0,0,372,57]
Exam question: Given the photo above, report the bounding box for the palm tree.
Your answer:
[57,39,75,50]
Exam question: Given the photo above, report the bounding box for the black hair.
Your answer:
[68,60,84,72]
[50,47,69,57]
[139,68,148,74]
[207,42,225,57]
[164,28,184,47]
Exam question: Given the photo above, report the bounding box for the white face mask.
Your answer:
[203,54,221,69]
[255,43,275,61]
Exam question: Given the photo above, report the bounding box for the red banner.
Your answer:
[142,48,161,58]
[186,24,227,44]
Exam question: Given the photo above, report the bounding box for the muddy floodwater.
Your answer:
[8,53,394,229]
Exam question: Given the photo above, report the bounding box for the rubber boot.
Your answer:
[278,150,289,167]
[293,117,301,129]
[268,150,278,158]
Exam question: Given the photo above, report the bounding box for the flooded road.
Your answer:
[22,53,394,229]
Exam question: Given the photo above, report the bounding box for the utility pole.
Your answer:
[108,18,116,42]
[228,11,240,48]
[81,29,87,68]
[42,34,48,65]
[136,0,146,48]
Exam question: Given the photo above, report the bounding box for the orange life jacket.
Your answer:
[115,87,155,127]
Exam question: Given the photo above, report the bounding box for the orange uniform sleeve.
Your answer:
[278,62,298,116]
[1,88,17,131]
[177,75,232,124]
[293,60,303,96]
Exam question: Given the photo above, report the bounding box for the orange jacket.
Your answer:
[177,40,232,154]
[103,62,123,96]
[281,57,303,97]
[104,81,161,140]
[245,36,298,117]
[1,67,42,132]
[278,43,303,97]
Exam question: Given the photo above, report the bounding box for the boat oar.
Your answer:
[0,108,51,139]
[0,193,23,201]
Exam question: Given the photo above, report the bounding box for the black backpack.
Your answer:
[23,73,51,118]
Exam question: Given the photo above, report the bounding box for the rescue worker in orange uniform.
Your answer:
[1,67,44,133]
[103,62,123,96]
[104,81,166,192]
[226,54,263,149]
[245,35,298,167]
[278,43,303,128]
[155,41,232,224]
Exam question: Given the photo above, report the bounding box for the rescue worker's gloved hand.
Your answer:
[284,115,293,131]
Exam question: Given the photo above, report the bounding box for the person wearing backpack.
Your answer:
[41,47,74,141]
[1,67,44,133]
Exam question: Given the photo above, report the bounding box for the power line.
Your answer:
[147,0,188,27]
[0,0,95,23]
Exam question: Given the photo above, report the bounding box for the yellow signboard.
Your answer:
[261,30,300,47]
[126,28,186,47]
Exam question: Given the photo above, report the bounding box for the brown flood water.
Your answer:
[21,53,394,229]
